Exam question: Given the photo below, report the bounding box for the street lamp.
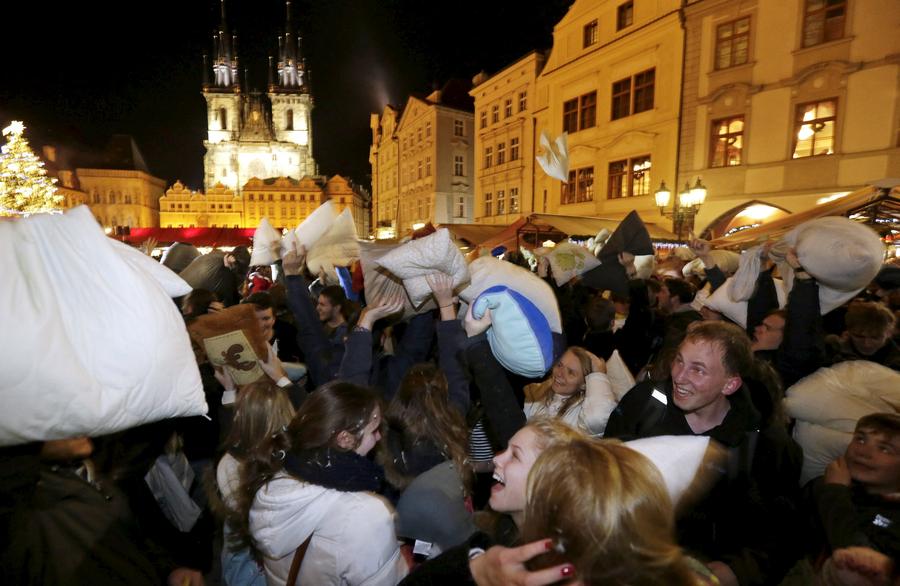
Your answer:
[655,177,707,240]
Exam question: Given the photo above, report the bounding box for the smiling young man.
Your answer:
[605,321,803,586]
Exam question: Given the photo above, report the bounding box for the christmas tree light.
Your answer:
[0,120,63,216]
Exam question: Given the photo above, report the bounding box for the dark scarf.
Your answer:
[283,449,384,493]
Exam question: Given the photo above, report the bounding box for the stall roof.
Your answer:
[709,184,900,248]
[527,213,678,241]
[118,227,255,247]
[439,223,508,246]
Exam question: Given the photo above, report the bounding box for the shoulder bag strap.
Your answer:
[286,534,313,586]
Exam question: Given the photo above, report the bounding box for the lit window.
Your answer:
[509,188,519,213]
[496,190,506,215]
[562,167,594,204]
[607,156,651,199]
[792,99,837,158]
[802,0,846,48]
[710,116,745,167]
[617,1,634,30]
[584,19,599,47]
[715,17,751,70]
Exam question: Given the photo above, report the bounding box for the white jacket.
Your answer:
[250,474,408,586]
[524,371,618,436]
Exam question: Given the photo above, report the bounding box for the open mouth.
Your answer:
[491,471,506,492]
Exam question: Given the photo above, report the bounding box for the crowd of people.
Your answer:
[2,225,900,586]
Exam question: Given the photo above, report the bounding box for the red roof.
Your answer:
[117,227,255,247]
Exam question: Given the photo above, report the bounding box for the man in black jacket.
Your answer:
[605,321,802,586]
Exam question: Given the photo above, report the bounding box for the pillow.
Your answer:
[702,276,787,327]
[605,349,636,402]
[535,130,568,182]
[187,304,269,386]
[0,205,205,446]
[294,199,337,251]
[682,250,741,278]
[306,208,360,282]
[542,242,601,287]
[161,242,200,274]
[376,228,470,309]
[625,436,712,508]
[473,285,554,378]
[179,251,237,302]
[249,218,282,266]
[460,257,562,333]
[109,238,192,298]
[633,254,656,280]
[358,241,424,319]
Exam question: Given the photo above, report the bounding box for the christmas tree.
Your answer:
[0,120,63,216]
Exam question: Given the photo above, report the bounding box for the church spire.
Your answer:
[273,0,306,93]
[209,0,240,91]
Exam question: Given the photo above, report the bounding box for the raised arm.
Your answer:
[428,272,470,414]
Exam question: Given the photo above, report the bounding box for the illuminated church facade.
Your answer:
[202,0,316,197]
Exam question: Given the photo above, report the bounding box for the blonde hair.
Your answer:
[530,347,593,420]
[521,438,696,585]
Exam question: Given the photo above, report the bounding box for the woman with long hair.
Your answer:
[232,382,408,585]
[213,381,295,586]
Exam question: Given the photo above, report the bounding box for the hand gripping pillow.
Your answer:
[376,228,470,309]
[543,242,601,287]
[294,199,337,251]
[306,208,360,282]
[0,205,205,446]
[703,276,787,327]
[473,286,555,378]
[249,218,282,266]
[359,241,425,319]
[109,239,192,298]
[460,257,562,334]
[770,217,885,314]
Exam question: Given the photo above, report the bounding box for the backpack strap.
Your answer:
[286,534,313,586]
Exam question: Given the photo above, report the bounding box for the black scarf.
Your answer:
[283,449,384,493]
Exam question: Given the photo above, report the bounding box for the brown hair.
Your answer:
[845,301,896,337]
[532,347,593,420]
[585,297,616,333]
[379,363,472,493]
[521,439,696,585]
[856,412,900,439]
[683,320,753,377]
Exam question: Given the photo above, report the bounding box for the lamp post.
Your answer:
[655,177,707,240]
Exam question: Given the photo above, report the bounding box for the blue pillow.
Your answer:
[473,285,554,378]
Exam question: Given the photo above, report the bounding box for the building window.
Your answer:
[480,111,487,128]
[426,122,432,137]
[286,109,294,130]
[792,99,837,158]
[802,0,846,47]
[496,190,506,215]
[504,98,513,118]
[280,194,286,201]
[710,116,745,167]
[510,137,520,161]
[580,92,597,130]
[456,195,465,218]
[608,156,651,199]
[611,68,655,120]
[484,146,493,168]
[497,142,506,165]
[426,156,432,176]
[417,160,423,180]
[715,17,751,70]
[454,155,465,176]
[617,1,634,30]
[518,91,527,112]
[563,98,579,133]
[509,187,519,213]
[562,167,594,204]
[492,105,500,124]
[454,119,464,137]
[417,126,423,141]
[219,108,227,130]
[583,19,599,47]
[484,192,493,216]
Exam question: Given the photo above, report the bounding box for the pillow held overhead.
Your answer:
[543,242,601,287]
[294,199,337,251]
[249,218,282,266]
[305,208,360,281]
[377,228,469,309]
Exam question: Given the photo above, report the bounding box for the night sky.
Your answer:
[3,0,573,191]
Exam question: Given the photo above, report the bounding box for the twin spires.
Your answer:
[203,0,307,94]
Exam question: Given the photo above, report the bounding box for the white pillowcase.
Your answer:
[541,242,601,287]
[306,208,360,281]
[294,199,338,251]
[249,218,282,266]
[460,257,562,333]
[109,239,192,298]
[702,276,787,327]
[0,206,206,446]
[376,229,469,309]
[358,240,425,319]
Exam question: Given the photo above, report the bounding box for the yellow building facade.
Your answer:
[370,106,401,238]
[158,181,243,228]
[470,52,546,224]
[680,0,900,236]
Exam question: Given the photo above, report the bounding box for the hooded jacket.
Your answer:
[250,474,408,586]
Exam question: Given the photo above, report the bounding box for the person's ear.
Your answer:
[721,375,742,396]
[335,430,356,450]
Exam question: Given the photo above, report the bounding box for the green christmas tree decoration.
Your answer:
[0,120,63,216]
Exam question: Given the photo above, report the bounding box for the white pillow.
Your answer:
[625,436,711,508]
[249,218,282,266]
[702,276,787,327]
[460,257,562,333]
[605,350,636,402]
[535,131,568,182]
[0,206,206,446]
[358,241,425,319]
[377,229,469,309]
[306,208,360,282]
[294,199,337,251]
[682,250,741,278]
[543,242,601,287]
[108,239,193,298]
